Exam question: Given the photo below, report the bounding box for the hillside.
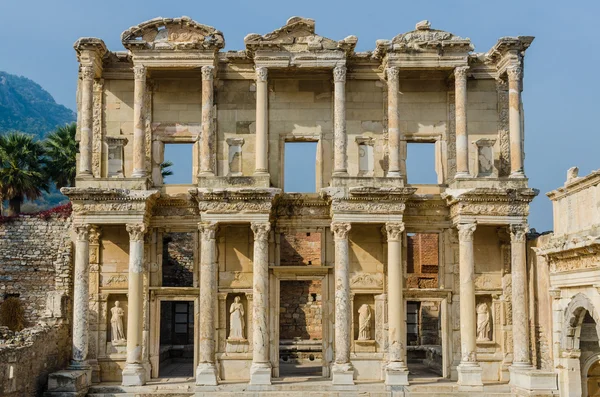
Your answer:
[0,71,75,137]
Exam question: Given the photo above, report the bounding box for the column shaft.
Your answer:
[200,66,215,176]
[250,222,271,384]
[122,224,146,386]
[79,67,94,176]
[196,222,218,385]
[72,224,91,367]
[508,66,524,177]
[511,224,531,366]
[455,66,470,178]
[255,67,269,175]
[333,65,347,176]
[387,67,401,177]
[132,65,146,178]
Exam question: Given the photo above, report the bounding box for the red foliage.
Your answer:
[0,202,72,222]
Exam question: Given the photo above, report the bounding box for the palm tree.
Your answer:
[160,161,174,180]
[0,132,49,215]
[45,123,77,189]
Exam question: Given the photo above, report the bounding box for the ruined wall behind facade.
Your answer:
[280,232,321,266]
[407,233,439,289]
[279,280,322,340]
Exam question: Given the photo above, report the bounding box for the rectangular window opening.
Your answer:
[406,142,438,184]
[284,142,317,193]
[162,143,194,184]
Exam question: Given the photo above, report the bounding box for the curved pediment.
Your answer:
[244,16,357,55]
[121,16,224,51]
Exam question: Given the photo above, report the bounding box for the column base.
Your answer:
[45,368,92,396]
[88,359,100,383]
[454,171,472,179]
[332,170,349,177]
[385,362,409,386]
[131,170,147,178]
[509,365,558,396]
[121,363,147,386]
[331,362,355,385]
[386,171,402,178]
[196,363,218,386]
[249,362,271,385]
[457,362,483,388]
[510,171,526,179]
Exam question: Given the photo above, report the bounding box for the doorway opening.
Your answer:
[279,280,323,377]
[159,301,194,378]
[406,300,443,379]
[284,142,318,193]
[580,312,600,396]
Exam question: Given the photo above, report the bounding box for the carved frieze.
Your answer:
[191,187,279,214]
[92,79,103,178]
[350,272,384,289]
[443,188,538,218]
[101,274,128,288]
[61,188,160,216]
[219,271,253,288]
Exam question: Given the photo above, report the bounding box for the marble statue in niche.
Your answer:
[476,302,491,341]
[358,304,372,340]
[229,296,245,340]
[111,301,126,344]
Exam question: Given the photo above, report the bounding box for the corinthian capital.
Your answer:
[454,66,469,79]
[133,65,146,81]
[126,223,146,242]
[81,66,94,80]
[201,65,214,81]
[333,65,346,83]
[386,66,400,82]
[75,223,91,241]
[457,223,477,242]
[507,65,522,82]
[251,222,271,241]
[510,224,528,243]
[255,67,268,82]
[199,222,218,240]
[88,226,102,245]
[386,222,405,242]
[331,222,351,240]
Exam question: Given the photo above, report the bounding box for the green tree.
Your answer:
[45,122,77,189]
[160,160,174,180]
[0,131,49,215]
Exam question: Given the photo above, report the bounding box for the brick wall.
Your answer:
[407,233,439,289]
[279,280,322,340]
[280,232,321,266]
[162,232,194,287]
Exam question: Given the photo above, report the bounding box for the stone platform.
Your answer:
[87,378,514,396]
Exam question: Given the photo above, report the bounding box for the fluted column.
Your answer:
[385,222,409,385]
[132,65,147,178]
[199,66,215,176]
[455,66,470,178]
[507,66,524,177]
[71,224,91,369]
[250,222,272,384]
[386,67,402,178]
[122,224,147,386]
[196,222,218,385]
[510,224,531,368]
[333,65,348,176]
[78,66,94,177]
[456,222,483,387]
[331,222,354,385]
[255,67,269,175]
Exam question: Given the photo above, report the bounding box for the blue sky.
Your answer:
[2,0,598,232]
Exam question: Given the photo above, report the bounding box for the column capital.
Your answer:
[385,222,405,242]
[510,223,528,243]
[457,222,477,242]
[199,222,218,240]
[81,65,95,80]
[133,64,146,81]
[75,223,91,241]
[333,65,346,83]
[255,67,268,82]
[454,65,469,79]
[331,222,351,240]
[507,65,523,82]
[386,66,400,82]
[251,222,271,241]
[126,223,146,241]
[201,65,214,81]
[88,225,102,245]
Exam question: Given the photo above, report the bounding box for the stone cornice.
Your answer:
[61,187,160,202]
[547,169,600,201]
[442,187,538,219]
[537,234,600,259]
[190,187,281,214]
[485,36,534,65]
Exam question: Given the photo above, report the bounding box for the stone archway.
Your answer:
[561,293,600,352]
[582,354,600,397]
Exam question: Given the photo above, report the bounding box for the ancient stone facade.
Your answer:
[45,16,559,396]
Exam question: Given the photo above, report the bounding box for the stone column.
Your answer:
[71,224,91,369]
[507,66,524,177]
[79,66,94,177]
[122,224,147,386]
[250,222,272,384]
[199,66,215,176]
[196,222,218,385]
[132,65,147,178]
[385,222,409,385]
[88,226,102,382]
[510,224,531,368]
[455,66,470,178]
[255,67,269,175]
[456,222,483,387]
[333,65,348,176]
[386,67,402,178]
[331,222,354,385]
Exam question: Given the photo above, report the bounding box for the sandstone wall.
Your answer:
[279,280,323,340]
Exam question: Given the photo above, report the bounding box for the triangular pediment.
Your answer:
[121,16,224,51]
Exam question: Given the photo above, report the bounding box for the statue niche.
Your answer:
[111,300,126,345]
[358,304,372,340]
[228,296,245,340]
[476,302,491,342]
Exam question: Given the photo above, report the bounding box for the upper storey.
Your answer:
[73,16,534,196]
